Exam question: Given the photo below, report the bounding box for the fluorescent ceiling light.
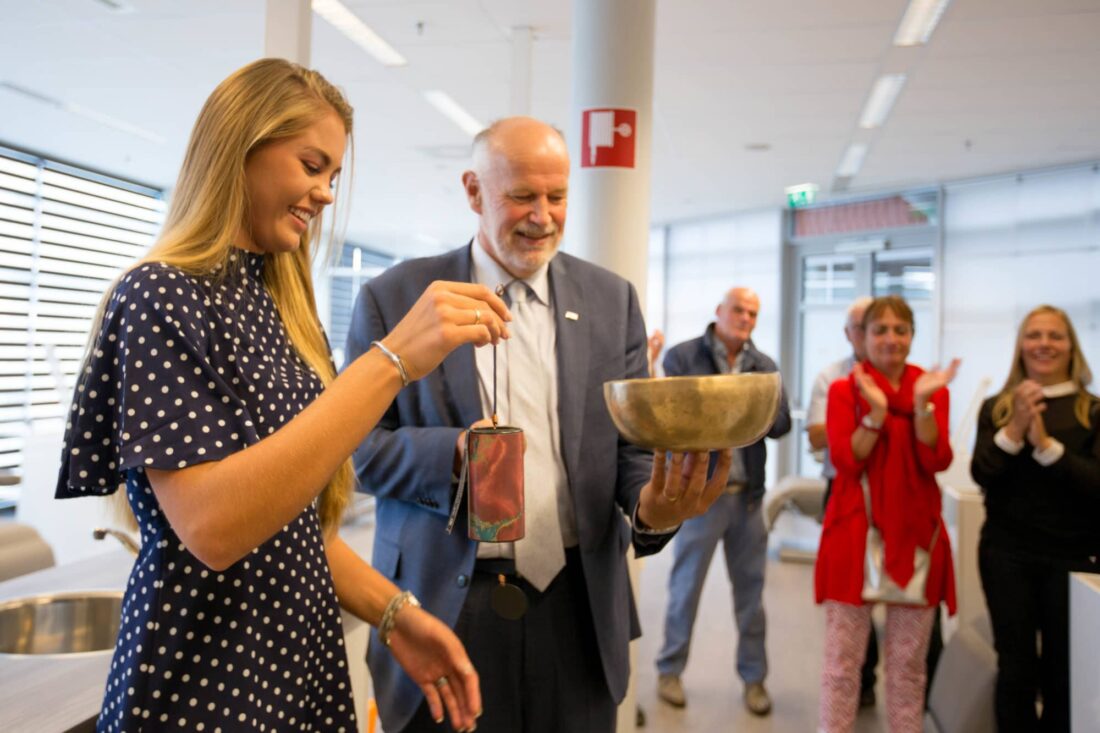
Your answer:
[836,143,868,178]
[312,0,407,67]
[422,91,485,137]
[859,73,907,129]
[894,0,953,46]
[0,81,165,144]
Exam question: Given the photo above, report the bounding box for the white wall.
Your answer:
[658,208,784,357]
[650,208,786,487]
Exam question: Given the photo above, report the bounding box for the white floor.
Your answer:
[634,545,890,732]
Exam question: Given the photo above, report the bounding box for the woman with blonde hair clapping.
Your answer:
[971,304,1100,732]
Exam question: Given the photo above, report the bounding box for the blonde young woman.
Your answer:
[971,305,1100,732]
[55,59,505,733]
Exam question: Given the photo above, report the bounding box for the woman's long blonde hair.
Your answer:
[103,58,355,535]
[992,305,1094,429]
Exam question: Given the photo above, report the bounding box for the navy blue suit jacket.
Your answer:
[346,243,663,731]
[663,330,792,499]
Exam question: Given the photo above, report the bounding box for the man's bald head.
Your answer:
[471,117,567,174]
[462,117,570,278]
[715,287,760,355]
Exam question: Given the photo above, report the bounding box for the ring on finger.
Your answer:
[434,676,449,689]
[662,487,681,503]
[473,309,481,326]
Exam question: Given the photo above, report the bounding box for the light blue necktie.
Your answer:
[507,281,565,590]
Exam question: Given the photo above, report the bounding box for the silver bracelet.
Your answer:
[378,589,420,647]
[371,340,410,387]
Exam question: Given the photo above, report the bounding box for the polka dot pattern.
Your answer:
[56,252,355,732]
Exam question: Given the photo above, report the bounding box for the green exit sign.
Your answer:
[785,183,819,208]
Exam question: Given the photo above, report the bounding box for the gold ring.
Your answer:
[473,309,481,326]
[662,488,681,503]
[434,676,449,689]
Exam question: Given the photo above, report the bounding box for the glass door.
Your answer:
[792,245,936,477]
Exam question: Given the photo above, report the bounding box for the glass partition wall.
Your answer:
[783,192,942,479]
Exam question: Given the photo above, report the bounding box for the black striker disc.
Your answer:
[490,575,528,620]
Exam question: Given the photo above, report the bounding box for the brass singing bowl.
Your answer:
[603,373,782,451]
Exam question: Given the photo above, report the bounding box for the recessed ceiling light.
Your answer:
[422,91,484,137]
[312,0,407,67]
[894,0,953,46]
[859,74,907,129]
[836,143,868,178]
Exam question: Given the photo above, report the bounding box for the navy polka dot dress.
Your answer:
[56,251,357,732]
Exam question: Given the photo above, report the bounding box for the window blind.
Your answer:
[0,145,164,479]
[327,243,395,370]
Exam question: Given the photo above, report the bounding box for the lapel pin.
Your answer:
[565,310,579,321]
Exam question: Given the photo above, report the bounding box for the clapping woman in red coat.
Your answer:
[815,295,959,732]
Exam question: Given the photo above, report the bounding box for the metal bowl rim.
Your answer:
[0,589,124,659]
[604,372,780,387]
[0,589,124,613]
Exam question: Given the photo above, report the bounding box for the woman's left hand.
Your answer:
[387,606,481,731]
[914,358,961,405]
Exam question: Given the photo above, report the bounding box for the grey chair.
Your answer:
[0,522,56,582]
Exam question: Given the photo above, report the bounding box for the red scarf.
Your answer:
[850,362,940,588]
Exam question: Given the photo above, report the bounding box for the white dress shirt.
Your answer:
[469,241,577,559]
[808,355,857,480]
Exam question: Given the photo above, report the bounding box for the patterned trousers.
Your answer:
[819,601,935,733]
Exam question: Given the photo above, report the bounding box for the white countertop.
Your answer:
[1071,571,1100,594]
[0,524,375,733]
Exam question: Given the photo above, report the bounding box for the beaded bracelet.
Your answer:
[372,340,410,387]
[379,590,420,647]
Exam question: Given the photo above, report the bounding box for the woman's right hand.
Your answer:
[1007,379,1044,441]
[852,363,888,418]
[380,281,511,382]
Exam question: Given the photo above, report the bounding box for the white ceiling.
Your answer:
[3,0,1099,259]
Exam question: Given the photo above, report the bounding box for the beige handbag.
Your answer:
[861,476,937,605]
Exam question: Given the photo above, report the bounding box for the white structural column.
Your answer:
[263,2,336,338]
[568,5,657,733]
[510,26,534,115]
[265,0,312,64]
[567,0,657,309]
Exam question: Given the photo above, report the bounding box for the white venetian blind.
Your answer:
[0,145,165,478]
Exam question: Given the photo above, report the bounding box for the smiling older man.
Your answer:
[346,116,732,733]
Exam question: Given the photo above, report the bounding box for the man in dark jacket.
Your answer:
[655,287,791,716]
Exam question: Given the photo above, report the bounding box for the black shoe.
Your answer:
[859,687,877,708]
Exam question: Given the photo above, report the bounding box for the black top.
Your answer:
[56,251,356,732]
[971,392,1100,560]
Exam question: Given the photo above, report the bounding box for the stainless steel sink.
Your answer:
[0,591,122,655]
